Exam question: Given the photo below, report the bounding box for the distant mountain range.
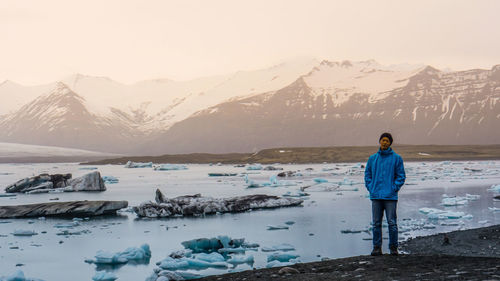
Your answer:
[0,59,499,155]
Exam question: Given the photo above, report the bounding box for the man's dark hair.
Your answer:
[379,132,393,145]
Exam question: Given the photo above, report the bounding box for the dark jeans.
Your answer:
[371,199,398,248]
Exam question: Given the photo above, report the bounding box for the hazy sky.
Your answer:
[1,0,500,85]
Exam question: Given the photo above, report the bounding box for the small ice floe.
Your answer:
[0,193,16,197]
[263,166,283,171]
[267,225,289,230]
[441,193,480,206]
[478,220,489,224]
[154,164,188,171]
[85,244,151,265]
[261,243,295,252]
[56,229,91,236]
[488,184,500,192]
[227,255,254,265]
[0,270,45,281]
[12,230,37,236]
[267,252,300,262]
[488,207,500,212]
[54,221,80,228]
[313,178,328,183]
[181,235,245,253]
[79,167,98,170]
[284,221,295,225]
[418,152,431,156]
[246,164,262,170]
[102,176,119,184]
[124,161,152,168]
[157,256,227,270]
[92,271,117,281]
[419,208,468,219]
[208,173,237,177]
[282,191,309,198]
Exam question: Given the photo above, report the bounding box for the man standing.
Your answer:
[364,132,406,256]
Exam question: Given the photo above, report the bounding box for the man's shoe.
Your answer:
[390,245,398,256]
[371,246,382,256]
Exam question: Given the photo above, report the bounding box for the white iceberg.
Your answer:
[85,244,151,265]
[0,270,45,281]
[92,272,117,281]
[154,164,188,171]
[261,243,295,252]
[124,161,152,168]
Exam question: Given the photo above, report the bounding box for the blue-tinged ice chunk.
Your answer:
[313,178,328,183]
[489,207,500,212]
[227,255,254,265]
[175,271,203,280]
[181,236,244,253]
[195,252,225,263]
[92,272,117,281]
[85,244,151,265]
[265,258,300,268]
[218,247,247,254]
[241,242,259,248]
[261,243,295,252]
[269,175,278,185]
[154,164,188,171]
[488,184,500,192]
[266,225,289,230]
[246,164,262,170]
[267,252,300,262]
[12,230,37,236]
[157,257,190,270]
[124,161,152,168]
[0,270,45,281]
[441,197,468,206]
[185,258,227,269]
[102,176,119,184]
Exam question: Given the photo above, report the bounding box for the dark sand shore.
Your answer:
[198,225,500,281]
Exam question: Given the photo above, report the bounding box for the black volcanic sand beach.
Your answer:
[198,225,500,281]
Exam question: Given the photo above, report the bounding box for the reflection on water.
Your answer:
[0,161,499,280]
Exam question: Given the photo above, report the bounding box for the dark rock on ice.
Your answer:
[134,189,303,218]
[0,200,128,218]
[4,171,105,193]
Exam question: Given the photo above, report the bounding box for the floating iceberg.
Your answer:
[181,235,245,253]
[313,178,328,183]
[282,191,309,197]
[12,230,37,236]
[489,184,500,192]
[267,252,300,262]
[266,225,289,230]
[154,164,188,171]
[227,255,254,265]
[489,207,500,212]
[419,207,467,220]
[92,272,117,281]
[194,252,225,263]
[246,164,262,170]
[208,173,237,177]
[157,256,227,270]
[261,243,295,252]
[0,270,45,281]
[85,244,151,265]
[102,176,119,184]
[134,189,303,218]
[124,161,152,168]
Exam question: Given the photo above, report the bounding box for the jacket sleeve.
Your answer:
[394,156,406,191]
[364,156,373,191]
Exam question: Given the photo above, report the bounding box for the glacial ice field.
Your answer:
[0,160,499,281]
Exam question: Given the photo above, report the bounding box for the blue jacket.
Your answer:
[364,147,406,200]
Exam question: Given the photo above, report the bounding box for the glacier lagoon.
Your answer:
[0,161,499,280]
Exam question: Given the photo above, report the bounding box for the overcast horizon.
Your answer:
[2,0,500,85]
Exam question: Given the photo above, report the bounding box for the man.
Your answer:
[364,132,406,256]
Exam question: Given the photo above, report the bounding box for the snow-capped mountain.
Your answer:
[0,59,498,155]
[142,62,500,154]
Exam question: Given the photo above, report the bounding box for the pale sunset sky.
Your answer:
[1,0,499,85]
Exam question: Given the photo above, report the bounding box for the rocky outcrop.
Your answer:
[134,189,303,218]
[4,171,106,193]
[0,200,128,218]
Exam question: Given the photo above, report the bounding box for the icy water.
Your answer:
[0,161,499,280]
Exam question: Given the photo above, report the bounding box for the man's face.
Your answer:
[379,137,391,150]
